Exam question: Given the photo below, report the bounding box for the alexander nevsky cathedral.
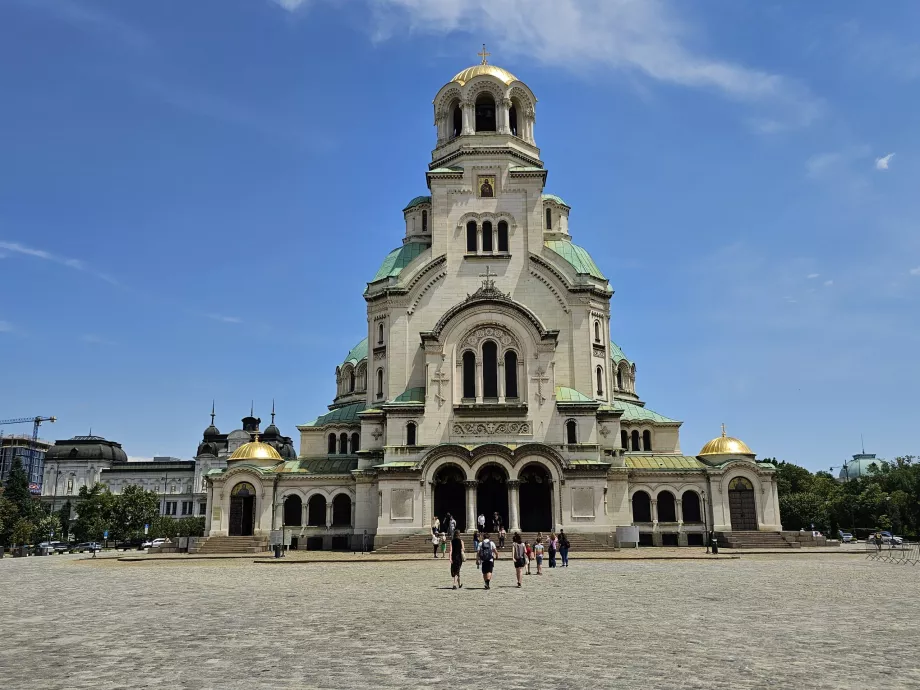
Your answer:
[199,53,783,550]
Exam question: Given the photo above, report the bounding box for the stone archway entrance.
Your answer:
[229,482,256,536]
[728,477,757,530]
[518,463,552,532]
[433,464,466,532]
[477,464,508,534]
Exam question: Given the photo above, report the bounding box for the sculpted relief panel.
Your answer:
[452,421,532,436]
[463,325,519,351]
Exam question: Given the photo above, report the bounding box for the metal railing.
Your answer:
[865,538,920,565]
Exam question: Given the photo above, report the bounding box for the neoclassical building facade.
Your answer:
[202,57,782,549]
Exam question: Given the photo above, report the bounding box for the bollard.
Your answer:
[274,544,282,559]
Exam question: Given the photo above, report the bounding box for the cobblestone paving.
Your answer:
[1,553,917,689]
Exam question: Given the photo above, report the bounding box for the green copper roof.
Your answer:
[555,386,594,402]
[510,166,545,172]
[392,387,425,404]
[625,455,705,470]
[542,193,570,208]
[371,242,429,282]
[545,241,606,280]
[609,341,631,365]
[403,195,431,211]
[299,457,359,474]
[304,401,367,427]
[343,337,367,366]
[614,400,679,424]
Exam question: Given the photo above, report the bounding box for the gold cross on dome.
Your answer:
[478,43,490,65]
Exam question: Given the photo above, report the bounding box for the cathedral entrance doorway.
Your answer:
[433,464,466,532]
[477,464,508,533]
[518,464,552,532]
[728,477,757,531]
[229,482,256,536]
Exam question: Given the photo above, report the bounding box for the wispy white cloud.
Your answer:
[807,273,820,279]
[0,320,15,333]
[207,314,243,324]
[824,280,834,287]
[272,0,311,10]
[875,153,895,170]
[0,240,120,285]
[12,0,152,52]
[910,267,920,276]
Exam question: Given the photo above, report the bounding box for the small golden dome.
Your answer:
[450,64,519,86]
[699,424,755,457]
[229,436,283,463]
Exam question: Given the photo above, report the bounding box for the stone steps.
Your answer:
[374,531,612,554]
[716,531,792,549]
[192,537,269,554]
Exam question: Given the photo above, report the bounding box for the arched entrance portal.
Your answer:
[728,477,757,530]
[433,465,466,532]
[518,464,552,532]
[229,482,256,536]
[477,464,508,533]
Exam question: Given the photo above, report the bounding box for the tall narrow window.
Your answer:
[621,430,628,452]
[466,221,477,253]
[328,433,336,454]
[482,221,493,252]
[482,340,498,399]
[452,103,462,137]
[509,104,518,136]
[376,368,384,399]
[421,210,428,233]
[545,208,552,230]
[349,370,356,392]
[462,351,476,399]
[340,432,348,454]
[378,323,384,344]
[566,420,577,444]
[631,430,640,451]
[642,430,652,451]
[351,432,360,454]
[617,368,623,390]
[497,221,508,252]
[475,93,496,132]
[596,366,604,396]
[594,321,601,342]
[406,422,417,446]
[504,350,518,398]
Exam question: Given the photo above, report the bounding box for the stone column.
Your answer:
[508,480,521,531]
[651,498,661,546]
[425,482,434,527]
[497,361,505,403]
[501,98,512,134]
[302,502,308,530]
[476,361,483,403]
[464,480,478,532]
[676,498,684,524]
[462,101,474,135]
[326,501,333,528]
[651,498,659,524]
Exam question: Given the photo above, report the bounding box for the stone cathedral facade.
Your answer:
[202,57,782,549]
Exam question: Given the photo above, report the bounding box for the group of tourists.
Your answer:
[432,513,571,590]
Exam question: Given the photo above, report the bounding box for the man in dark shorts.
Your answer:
[478,532,497,589]
[448,529,464,590]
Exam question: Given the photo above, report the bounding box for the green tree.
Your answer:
[56,501,72,541]
[72,483,113,542]
[34,513,60,544]
[4,458,37,521]
[11,517,34,546]
[109,485,159,541]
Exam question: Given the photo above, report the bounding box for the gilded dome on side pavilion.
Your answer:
[699,425,755,458]
[228,436,283,466]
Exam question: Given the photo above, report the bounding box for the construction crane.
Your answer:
[0,416,56,492]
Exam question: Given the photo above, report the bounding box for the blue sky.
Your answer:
[1,0,917,471]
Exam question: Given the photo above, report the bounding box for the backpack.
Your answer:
[480,540,493,561]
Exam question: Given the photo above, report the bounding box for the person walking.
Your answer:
[448,528,465,590]
[448,514,457,536]
[559,529,570,567]
[478,513,486,533]
[492,511,502,534]
[534,538,544,574]
[472,531,481,569]
[525,541,533,575]
[431,529,440,558]
[478,532,497,589]
[498,526,506,549]
[511,532,526,588]
[548,532,557,568]
[439,532,448,558]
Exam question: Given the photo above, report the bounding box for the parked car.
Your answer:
[838,532,854,543]
[880,531,904,545]
[72,542,102,553]
[149,538,169,549]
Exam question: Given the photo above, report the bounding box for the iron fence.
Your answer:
[864,538,920,565]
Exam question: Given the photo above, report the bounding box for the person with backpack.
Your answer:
[478,532,497,589]
[548,532,557,568]
[472,531,481,569]
[559,529,571,567]
[448,528,465,590]
[511,532,526,588]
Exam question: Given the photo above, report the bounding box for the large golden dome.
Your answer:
[450,64,518,86]
[699,425,755,457]
[229,437,283,463]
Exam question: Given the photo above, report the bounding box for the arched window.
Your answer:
[481,220,493,252]
[339,432,348,454]
[406,421,417,446]
[462,351,476,399]
[682,491,702,523]
[657,491,677,522]
[509,103,518,136]
[452,102,462,137]
[497,220,509,252]
[349,369,356,393]
[475,93,496,132]
[632,491,652,522]
[504,350,518,398]
[351,432,360,454]
[422,210,428,233]
[594,321,601,342]
[596,366,604,396]
[378,323,384,344]
[376,368,384,399]
[621,430,629,452]
[545,207,552,230]
[642,430,652,451]
[283,495,302,526]
[307,495,326,526]
[616,367,624,390]
[482,340,498,399]
[466,221,477,253]
[566,419,577,444]
[631,430,640,451]
[332,494,352,527]
[328,434,336,455]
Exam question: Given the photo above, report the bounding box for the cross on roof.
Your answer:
[478,43,490,65]
[479,266,497,290]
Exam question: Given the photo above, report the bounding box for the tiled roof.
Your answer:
[542,193,570,208]
[303,402,367,427]
[625,455,705,470]
[375,461,418,469]
[555,386,594,402]
[615,400,679,424]
[371,242,429,282]
[609,341,631,364]
[343,337,367,366]
[544,241,606,280]
[299,457,359,474]
[392,387,425,404]
[403,195,431,211]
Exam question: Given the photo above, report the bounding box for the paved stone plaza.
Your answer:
[1,553,917,689]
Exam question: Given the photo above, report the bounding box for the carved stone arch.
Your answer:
[435,87,463,115]
[479,211,518,234]
[464,78,505,104]
[456,211,482,232]
[470,454,514,479]
[329,488,356,502]
[470,443,515,465]
[512,443,568,475]
[418,444,474,475]
[426,455,474,482]
[461,323,521,354]
[718,464,764,490]
[628,484,655,499]
[528,263,570,314]
[653,484,681,499]
[431,295,554,344]
[508,85,536,111]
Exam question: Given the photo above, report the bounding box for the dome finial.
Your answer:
[250,400,254,417]
[478,43,490,65]
[210,400,216,426]
[271,399,276,424]
[721,422,726,438]
[254,432,260,443]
